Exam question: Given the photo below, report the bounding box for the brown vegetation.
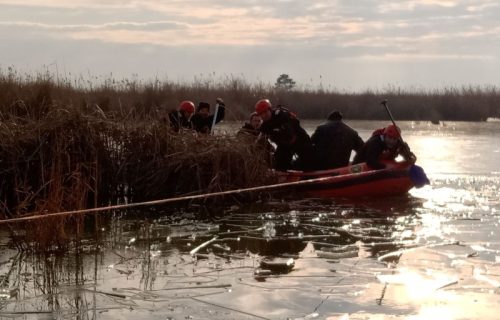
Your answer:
[1,69,499,247]
[2,68,499,122]
[0,71,272,248]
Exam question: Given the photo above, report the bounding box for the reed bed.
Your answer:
[2,68,499,122]
[0,75,271,248]
[0,107,271,210]
[1,70,499,248]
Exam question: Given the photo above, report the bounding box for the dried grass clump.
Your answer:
[0,104,269,216]
[0,78,271,248]
[113,123,271,202]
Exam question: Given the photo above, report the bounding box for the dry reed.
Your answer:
[0,74,271,248]
[1,69,499,248]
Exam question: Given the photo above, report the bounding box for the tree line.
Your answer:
[1,70,499,122]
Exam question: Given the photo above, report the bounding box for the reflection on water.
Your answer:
[0,199,425,319]
[1,121,500,319]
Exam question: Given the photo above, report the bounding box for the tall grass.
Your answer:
[0,70,273,248]
[1,69,499,248]
[2,68,499,122]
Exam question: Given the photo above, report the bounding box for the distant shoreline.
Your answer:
[1,70,499,122]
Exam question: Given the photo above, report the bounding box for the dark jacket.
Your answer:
[168,110,192,132]
[259,107,314,171]
[311,120,364,170]
[259,108,309,146]
[237,123,260,138]
[191,105,225,134]
[353,134,412,169]
[237,123,274,165]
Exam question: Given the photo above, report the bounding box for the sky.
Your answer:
[1,0,499,91]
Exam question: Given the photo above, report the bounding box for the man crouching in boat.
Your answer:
[255,99,315,171]
[311,110,364,170]
[353,124,416,169]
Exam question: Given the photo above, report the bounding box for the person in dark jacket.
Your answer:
[311,110,364,170]
[353,124,416,169]
[237,112,262,138]
[256,99,314,171]
[191,98,226,134]
[167,100,195,132]
[237,112,274,164]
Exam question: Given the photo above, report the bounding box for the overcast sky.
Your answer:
[1,0,499,91]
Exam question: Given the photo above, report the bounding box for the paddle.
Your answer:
[381,99,398,132]
[380,100,430,187]
[380,99,416,163]
[210,98,224,135]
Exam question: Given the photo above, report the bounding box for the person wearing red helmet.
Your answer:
[255,99,272,120]
[256,99,314,171]
[168,100,195,132]
[353,124,416,169]
[191,98,226,134]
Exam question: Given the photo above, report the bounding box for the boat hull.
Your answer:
[276,161,417,198]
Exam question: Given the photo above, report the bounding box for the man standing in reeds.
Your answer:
[191,99,226,134]
[168,100,195,132]
[311,110,364,170]
[237,112,263,137]
[255,99,314,171]
[237,112,274,164]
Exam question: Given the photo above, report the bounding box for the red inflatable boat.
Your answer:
[275,161,429,198]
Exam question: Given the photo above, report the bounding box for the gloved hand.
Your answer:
[401,142,416,164]
[408,152,417,164]
[216,98,225,106]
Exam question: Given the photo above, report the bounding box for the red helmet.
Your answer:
[383,124,401,138]
[179,100,195,113]
[255,99,272,114]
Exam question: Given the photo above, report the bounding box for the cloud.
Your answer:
[0,21,183,31]
[345,53,495,61]
[466,2,499,12]
[0,0,131,9]
[378,0,459,13]
[1,0,498,48]
[1,0,499,89]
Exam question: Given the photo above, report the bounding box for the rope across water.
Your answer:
[0,173,350,225]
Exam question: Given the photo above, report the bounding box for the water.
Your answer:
[1,121,499,320]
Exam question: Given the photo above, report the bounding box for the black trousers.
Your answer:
[274,140,315,172]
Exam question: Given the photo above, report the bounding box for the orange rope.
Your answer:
[0,173,356,225]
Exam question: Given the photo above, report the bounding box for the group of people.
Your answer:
[167,97,416,172]
[168,98,225,134]
[244,98,416,172]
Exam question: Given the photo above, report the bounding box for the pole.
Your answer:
[380,99,416,162]
[381,99,398,133]
[210,105,219,134]
[210,98,223,135]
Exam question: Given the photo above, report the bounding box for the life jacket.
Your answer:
[372,127,385,136]
[372,127,400,159]
[380,147,399,160]
[259,106,301,146]
[276,105,298,119]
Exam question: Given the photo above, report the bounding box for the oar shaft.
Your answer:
[380,99,416,162]
[381,99,398,128]
[210,104,220,134]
